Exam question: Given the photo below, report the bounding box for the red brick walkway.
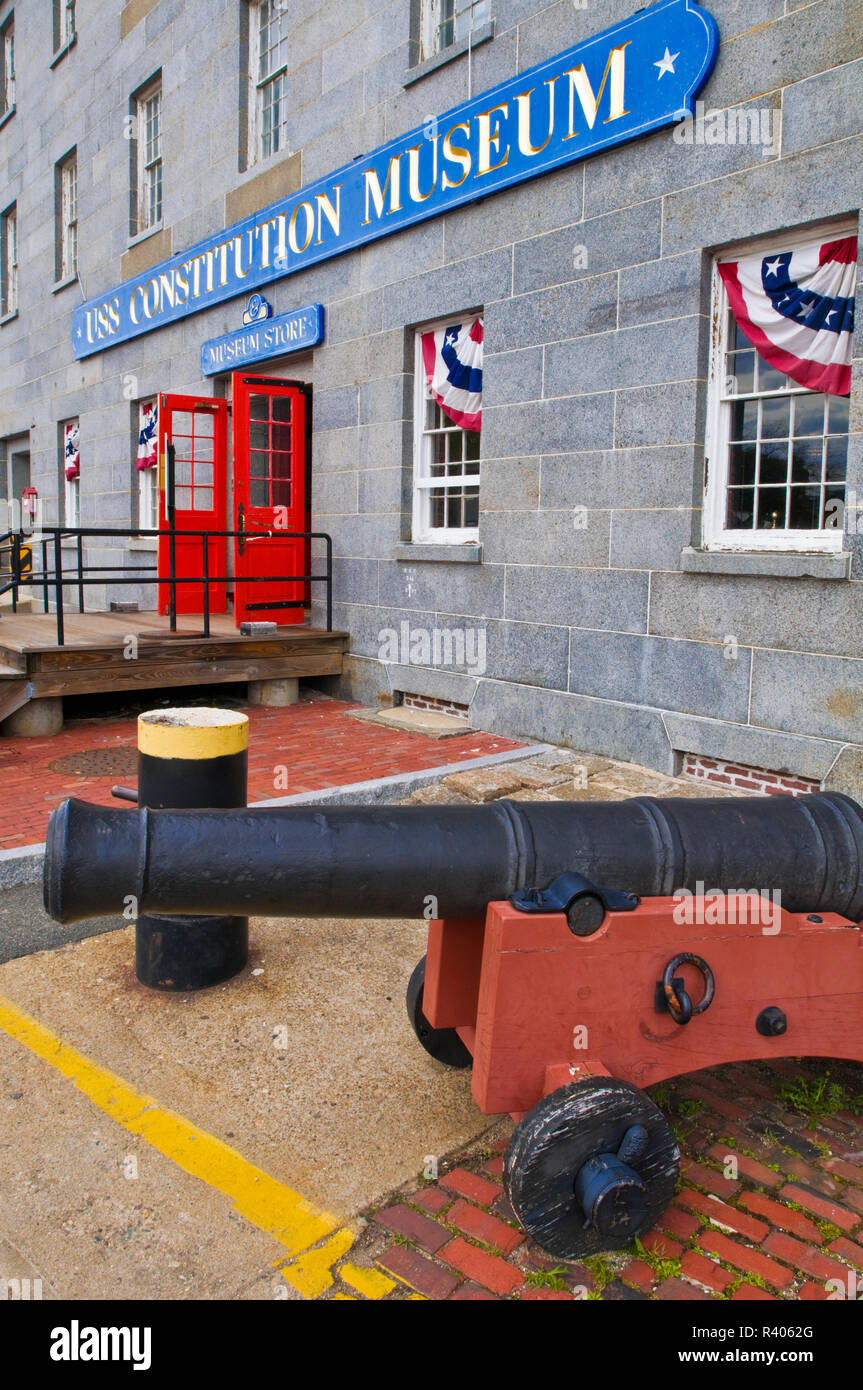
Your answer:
[348,1058,863,1301]
[0,695,523,849]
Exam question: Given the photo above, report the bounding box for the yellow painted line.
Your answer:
[0,994,350,1272]
[281,1229,356,1298]
[340,1261,397,1300]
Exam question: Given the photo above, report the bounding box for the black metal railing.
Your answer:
[0,525,333,646]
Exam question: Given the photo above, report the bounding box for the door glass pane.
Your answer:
[249,394,268,421]
[192,488,213,511]
[250,479,268,506]
[193,410,215,437]
[193,459,214,489]
[250,451,269,478]
[249,422,268,450]
[272,422,291,453]
[272,396,292,422]
[173,435,193,460]
[174,486,193,509]
[193,434,214,461]
[175,459,192,485]
[172,412,195,435]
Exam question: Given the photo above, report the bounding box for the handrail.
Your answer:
[0,525,333,646]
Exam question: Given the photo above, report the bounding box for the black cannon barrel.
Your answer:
[44,792,863,925]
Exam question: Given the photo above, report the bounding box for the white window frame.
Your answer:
[59,152,77,281]
[62,418,80,528]
[64,473,80,528]
[703,218,856,554]
[57,0,75,50]
[136,79,162,233]
[137,401,160,531]
[248,0,289,166]
[418,0,491,61]
[1,203,17,317]
[0,12,13,118]
[412,319,482,545]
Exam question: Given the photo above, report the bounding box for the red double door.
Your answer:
[156,375,309,626]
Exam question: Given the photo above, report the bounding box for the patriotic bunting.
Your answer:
[421,318,483,431]
[64,420,80,481]
[718,236,857,397]
[137,400,158,470]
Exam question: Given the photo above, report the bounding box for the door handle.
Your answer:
[237,504,246,556]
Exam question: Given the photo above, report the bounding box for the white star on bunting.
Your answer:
[763,258,784,278]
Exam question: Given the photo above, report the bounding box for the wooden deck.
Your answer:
[0,610,348,722]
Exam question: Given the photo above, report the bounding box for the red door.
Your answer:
[157,394,228,614]
[232,374,308,627]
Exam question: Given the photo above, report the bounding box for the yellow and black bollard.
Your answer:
[135,708,249,991]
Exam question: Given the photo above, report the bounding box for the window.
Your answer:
[133,77,162,235]
[248,0,289,164]
[53,0,75,54]
[57,151,78,282]
[417,0,491,62]
[704,224,855,551]
[62,419,80,528]
[1,203,16,317]
[136,400,159,531]
[412,317,483,543]
[0,11,13,119]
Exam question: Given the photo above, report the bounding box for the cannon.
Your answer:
[44,791,863,1260]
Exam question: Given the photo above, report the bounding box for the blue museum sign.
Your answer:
[72,0,718,359]
[200,300,324,375]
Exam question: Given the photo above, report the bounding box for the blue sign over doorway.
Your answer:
[200,302,324,375]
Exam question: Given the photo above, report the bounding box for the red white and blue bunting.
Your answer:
[718,236,857,397]
[421,318,483,431]
[64,420,80,481]
[137,400,158,471]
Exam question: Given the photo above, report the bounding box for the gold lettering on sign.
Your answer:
[564,41,631,138]
[315,187,341,243]
[289,202,315,254]
[442,123,471,188]
[363,155,403,224]
[515,79,557,157]
[407,141,439,203]
[476,103,510,176]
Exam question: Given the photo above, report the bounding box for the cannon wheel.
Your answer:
[406,956,472,1069]
[503,1077,679,1260]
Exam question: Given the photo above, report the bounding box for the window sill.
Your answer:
[395,542,482,564]
[0,309,18,326]
[127,537,159,552]
[0,105,15,132]
[680,546,851,580]
[404,20,495,87]
[50,34,77,69]
[52,274,78,295]
[127,221,164,250]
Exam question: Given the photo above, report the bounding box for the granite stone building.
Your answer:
[0,0,861,793]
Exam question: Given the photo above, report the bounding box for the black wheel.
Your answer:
[504,1077,679,1259]
[406,956,472,1069]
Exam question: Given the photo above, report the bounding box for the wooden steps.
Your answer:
[0,610,348,721]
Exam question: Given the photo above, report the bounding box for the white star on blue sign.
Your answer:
[654,48,679,78]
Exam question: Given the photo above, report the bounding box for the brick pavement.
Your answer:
[0,692,523,849]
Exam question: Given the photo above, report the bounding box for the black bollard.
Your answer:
[134,708,249,991]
